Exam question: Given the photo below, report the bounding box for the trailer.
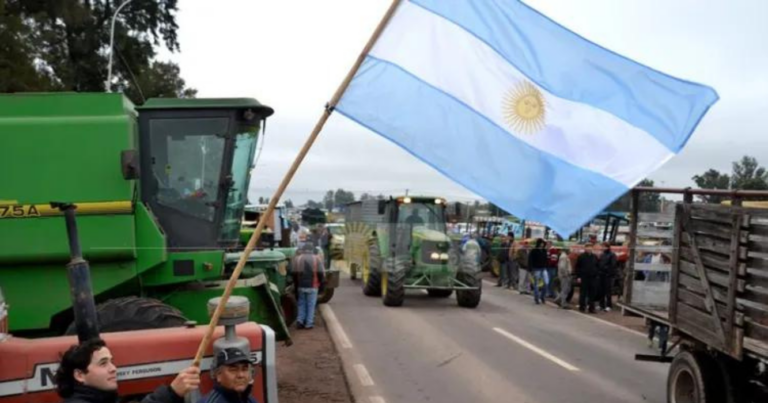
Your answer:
[621,187,768,403]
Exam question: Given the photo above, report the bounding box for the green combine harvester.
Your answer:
[0,93,296,341]
[345,196,482,308]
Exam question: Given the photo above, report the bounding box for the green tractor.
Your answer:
[0,93,295,341]
[345,196,481,308]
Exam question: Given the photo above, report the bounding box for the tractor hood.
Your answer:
[412,227,451,243]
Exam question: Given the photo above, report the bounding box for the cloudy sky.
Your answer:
[160,0,768,205]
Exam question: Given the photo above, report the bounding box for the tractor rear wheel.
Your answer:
[456,272,482,308]
[66,296,187,334]
[427,289,453,298]
[382,258,406,307]
[363,240,383,296]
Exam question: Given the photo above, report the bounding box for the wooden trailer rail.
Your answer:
[669,202,768,360]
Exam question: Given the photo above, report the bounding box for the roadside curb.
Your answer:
[320,303,367,403]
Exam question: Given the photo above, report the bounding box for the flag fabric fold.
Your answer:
[336,0,718,236]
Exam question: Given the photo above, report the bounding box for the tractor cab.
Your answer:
[384,196,452,266]
[391,196,447,233]
[137,99,274,250]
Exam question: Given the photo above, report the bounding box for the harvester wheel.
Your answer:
[363,240,383,297]
[427,289,453,298]
[382,258,406,307]
[456,272,482,308]
[66,297,187,334]
[317,287,335,304]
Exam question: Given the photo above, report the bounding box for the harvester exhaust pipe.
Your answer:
[52,202,100,343]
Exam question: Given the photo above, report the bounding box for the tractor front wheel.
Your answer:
[382,258,406,307]
[65,296,187,334]
[456,273,482,308]
[363,240,383,296]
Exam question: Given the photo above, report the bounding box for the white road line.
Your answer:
[493,327,581,372]
[354,364,375,386]
[320,304,353,349]
[369,397,387,403]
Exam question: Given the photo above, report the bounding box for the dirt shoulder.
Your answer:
[276,313,353,403]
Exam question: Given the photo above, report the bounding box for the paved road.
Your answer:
[325,274,668,403]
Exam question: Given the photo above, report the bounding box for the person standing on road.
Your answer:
[292,233,326,329]
[528,238,550,305]
[515,241,530,294]
[546,241,559,298]
[496,233,513,288]
[598,241,618,312]
[557,248,573,309]
[575,244,600,314]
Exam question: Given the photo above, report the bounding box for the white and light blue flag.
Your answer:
[336,0,718,236]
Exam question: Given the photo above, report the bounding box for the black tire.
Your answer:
[350,263,358,280]
[363,240,383,296]
[427,289,453,298]
[456,272,482,308]
[667,350,726,403]
[65,297,187,334]
[317,287,335,304]
[281,292,298,327]
[382,258,406,307]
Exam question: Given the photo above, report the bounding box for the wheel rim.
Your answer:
[672,367,697,403]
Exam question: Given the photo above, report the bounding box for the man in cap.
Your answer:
[199,347,258,403]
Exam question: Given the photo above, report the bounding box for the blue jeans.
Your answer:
[297,288,319,328]
[532,269,550,303]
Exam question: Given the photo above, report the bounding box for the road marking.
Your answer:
[369,397,386,403]
[493,327,581,372]
[320,305,353,349]
[354,364,375,386]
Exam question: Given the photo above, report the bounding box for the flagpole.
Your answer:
[192,0,403,367]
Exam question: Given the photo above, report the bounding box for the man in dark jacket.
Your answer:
[575,244,600,313]
[597,242,619,311]
[199,348,259,403]
[528,238,550,305]
[292,233,326,329]
[55,338,200,403]
[496,233,513,288]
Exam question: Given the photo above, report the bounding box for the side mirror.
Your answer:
[378,200,386,215]
[121,150,140,180]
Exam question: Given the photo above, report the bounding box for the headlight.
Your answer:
[403,197,412,204]
[430,252,440,260]
[440,253,449,261]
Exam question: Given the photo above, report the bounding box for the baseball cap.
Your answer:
[214,348,253,368]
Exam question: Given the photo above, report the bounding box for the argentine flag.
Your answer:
[336,0,718,236]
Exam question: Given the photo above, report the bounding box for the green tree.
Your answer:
[360,193,373,201]
[284,199,294,209]
[0,0,194,104]
[306,200,323,209]
[334,189,355,209]
[323,190,335,211]
[731,156,768,191]
[692,169,730,203]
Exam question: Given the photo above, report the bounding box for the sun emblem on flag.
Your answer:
[503,81,546,134]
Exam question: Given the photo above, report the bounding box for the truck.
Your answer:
[621,187,768,403]
[344,196,481,308]
[0,93,294,341]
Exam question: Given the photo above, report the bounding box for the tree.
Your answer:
[284,199,294,209]
[692,169,731,203]
[0,0,195,105]
[731,156,768,191]
[606,178,659,212]
[360,193,373,201]
[323,190,335,211]
[376,194,386,200]
[257,197,265,204]
[334,189,355,209]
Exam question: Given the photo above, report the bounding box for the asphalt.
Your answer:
[324,273,669,403]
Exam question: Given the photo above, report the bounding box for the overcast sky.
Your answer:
[160,0,768,205]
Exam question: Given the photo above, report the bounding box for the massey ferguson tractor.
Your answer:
[345,196,481,308]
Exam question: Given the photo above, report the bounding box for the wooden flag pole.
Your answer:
[192,0,403,368]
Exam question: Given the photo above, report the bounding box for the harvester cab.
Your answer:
[345,196,482,308]
[0,93,295,345]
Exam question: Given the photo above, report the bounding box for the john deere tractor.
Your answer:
[345,196,481,308]
[0,93,296,341]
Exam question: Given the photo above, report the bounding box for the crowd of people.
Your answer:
[495,234,620,314]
